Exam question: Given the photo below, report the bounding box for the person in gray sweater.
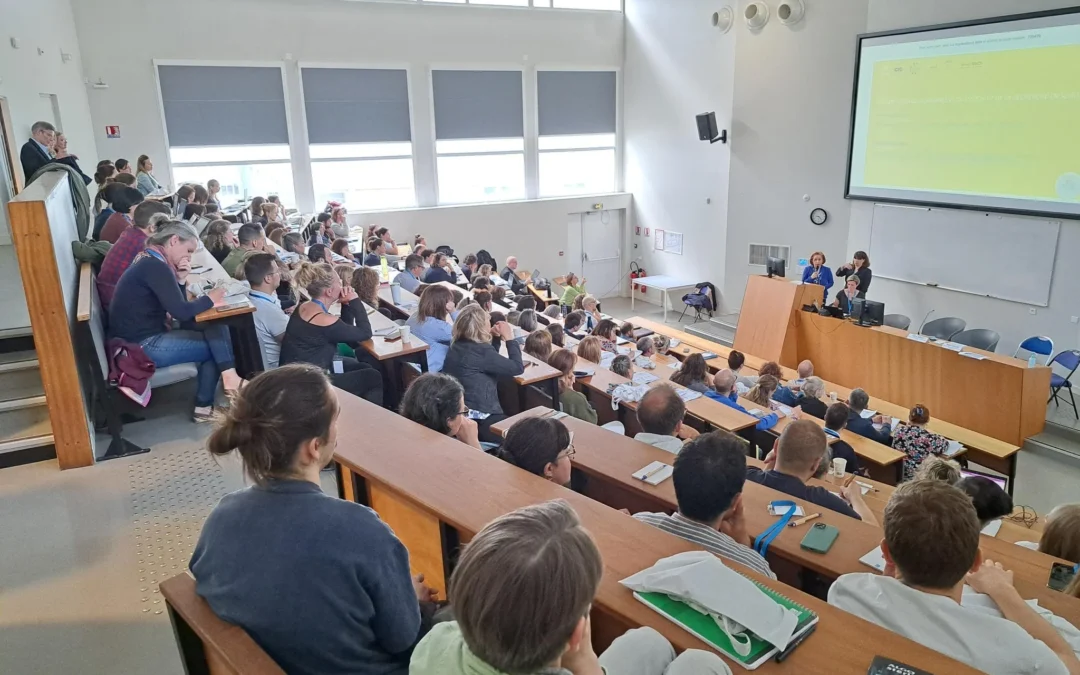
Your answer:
[191,365,436,675]
[442,304,524,443]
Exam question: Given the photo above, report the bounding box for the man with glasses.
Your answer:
[21,121,56,183]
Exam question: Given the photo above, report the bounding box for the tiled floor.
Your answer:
[2,296,1078,673]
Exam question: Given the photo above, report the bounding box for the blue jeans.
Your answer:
[141,326,235,407]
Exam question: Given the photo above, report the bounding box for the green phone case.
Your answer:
[800,522,839,553]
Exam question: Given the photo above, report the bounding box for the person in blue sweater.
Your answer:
[800,251,834,303]
[704,369,779,432]
[406,284,457,372]
[192,365,436,675]
[107,221,242,421]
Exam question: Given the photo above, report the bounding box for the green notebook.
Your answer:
[634,578,817,671]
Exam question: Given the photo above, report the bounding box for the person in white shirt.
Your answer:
[633,386,698,454]
[244,254,290,370]
[828,479,1080,675]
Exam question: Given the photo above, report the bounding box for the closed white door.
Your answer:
[580,211,622,300]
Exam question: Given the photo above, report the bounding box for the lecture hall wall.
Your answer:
[0,0,98,332]
[624,0,1080,355]
[70,0,627,286]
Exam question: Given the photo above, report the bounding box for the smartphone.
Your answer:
[466,409,491,421]
[1048,562,1078,592]
[800,522,839,554]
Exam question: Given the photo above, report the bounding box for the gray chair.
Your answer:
[883,314,911,331]
[953,329,1000,353]
[921,317,966,341]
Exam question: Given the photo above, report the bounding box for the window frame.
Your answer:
[429,65,529,205]
[350,0,622,12]
[298,62,420,211]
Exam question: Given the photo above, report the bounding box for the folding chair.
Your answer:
[1047,349,1080,419]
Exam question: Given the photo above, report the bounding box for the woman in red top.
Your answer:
[97,202,171,308]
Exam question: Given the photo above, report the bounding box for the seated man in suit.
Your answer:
[845,388,893,445]
[633,386,698,454]
[500,256,527,294]
[635,431,776,579]
[747,420,877,524]
[20,121,56,183]
[828,480,1080,675]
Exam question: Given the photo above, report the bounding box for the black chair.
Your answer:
[952,329,1000,353]
[1048,350,1080,419]
[921,317,966,341]
[883,314,911,331]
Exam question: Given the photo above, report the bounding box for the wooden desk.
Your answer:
[358,303,429,408]
[161,572,285,675]
[490,409,1080,627]
[331,392,979,674]
[527,282,556,310]
[377,284,419,322]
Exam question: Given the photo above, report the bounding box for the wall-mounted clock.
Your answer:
[810,208,828,226]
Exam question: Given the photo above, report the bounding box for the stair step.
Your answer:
[0,405,53,454]
[0,369,44,408]
[0,350,38,373]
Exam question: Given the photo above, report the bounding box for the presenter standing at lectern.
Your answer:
[836,251,872,298]
[800,251,834,303]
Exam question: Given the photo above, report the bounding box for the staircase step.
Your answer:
[0,369,44,409]
[0,350,38,373]
[685,322,736,348]
[0,405,53,454]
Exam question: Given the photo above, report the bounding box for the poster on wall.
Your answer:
[664,231,684,256]
[654,228,665,251]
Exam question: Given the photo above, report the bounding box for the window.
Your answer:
[158,65,294,205]
[537,71,617,197]
[432,70,525,204]
[302,68,415,210]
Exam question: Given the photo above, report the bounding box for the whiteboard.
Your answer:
[868,204,1061,306]
[664,231,684,256]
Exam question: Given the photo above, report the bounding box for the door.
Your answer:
[580,210,622,300]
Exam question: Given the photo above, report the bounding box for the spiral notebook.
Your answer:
[634,577,817,670]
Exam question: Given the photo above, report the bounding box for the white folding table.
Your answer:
[630,275,698,322]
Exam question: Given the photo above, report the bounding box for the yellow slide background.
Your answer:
[864,44,1080,200]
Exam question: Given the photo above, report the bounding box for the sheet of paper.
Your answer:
[632,372,660,385]
[891,417,902,429]
[860,409,877,419]
[907,333,930,343]
[669,338,681,347]
[667,361,681,370]
[860,546,888,572]
[981,520,1003,537]
[767,503,804,517]
[633,461,674,485]
[675,388,702,403]
[945,440,964,457]
[959,351,988,361]
[941,341,964,352]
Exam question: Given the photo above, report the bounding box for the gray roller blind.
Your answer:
[302,68,411,144]
[538,71,617,136]
[158,65,288,147]
[432,70,524,140]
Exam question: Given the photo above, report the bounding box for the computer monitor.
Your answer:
[766,257,786,278]
[852,298,885,327]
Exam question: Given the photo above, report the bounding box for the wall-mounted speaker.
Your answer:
[744,1,770,30]
[778,0,805,25]
[696,112,728,145]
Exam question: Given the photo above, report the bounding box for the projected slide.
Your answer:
[847,11,1080,217]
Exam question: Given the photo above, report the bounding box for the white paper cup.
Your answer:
[832,457,847,478]
[829,391,838,402]
[398,325,411,342]
[390,282,402,304]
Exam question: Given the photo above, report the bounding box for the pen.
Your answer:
[788,513,821,528]
[639,464,667,481]
[775,624,816,663]
[843,473,856,488]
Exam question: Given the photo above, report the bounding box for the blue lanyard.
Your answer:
[754,500,797,556]
[145,249,166,264]
[312,299,330,314]
[846,295,853,314]
[250,292,277,306]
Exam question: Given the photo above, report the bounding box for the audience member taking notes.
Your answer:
[845,388,892,445]
[747,421,876,524]
[548,349,598,424]
[399,372,482,450]
[635,431,776,579]
[828,480,1080,675]
[410,500,730,675]
[634,386,698,454]
[191,366,434,675]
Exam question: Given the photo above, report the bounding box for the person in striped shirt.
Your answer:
[634,431,776,579]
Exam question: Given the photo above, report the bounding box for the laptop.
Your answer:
[960,467,1008,492]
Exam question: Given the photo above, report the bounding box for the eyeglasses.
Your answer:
[453,409,470,419]
[557,445,576,461]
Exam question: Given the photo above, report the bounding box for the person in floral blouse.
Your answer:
[892,403,952,481]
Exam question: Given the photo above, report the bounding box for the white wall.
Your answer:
[848,0,1080,355]
[622,0,735,308]
[0,0,97,331]
[724,0,869,312]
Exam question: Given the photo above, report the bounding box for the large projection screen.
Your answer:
[846,8,1080,218]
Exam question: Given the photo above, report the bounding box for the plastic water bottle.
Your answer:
[380,254,389,282]
[1028,354,1037,368]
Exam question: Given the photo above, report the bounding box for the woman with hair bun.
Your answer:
[191,364,434,675]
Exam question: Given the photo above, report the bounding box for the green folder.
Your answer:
[634,580,818,670]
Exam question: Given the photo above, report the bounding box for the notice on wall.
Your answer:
[664,231,684,256]
[105,125,120,138]
[654,228,665,251]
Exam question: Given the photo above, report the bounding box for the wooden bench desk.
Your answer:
[491,409,1080,627]
[161,572,285,675]
[630,316,1022,490]
[360,303,429,406]
[331,392,979,675]
[377,284,419,322]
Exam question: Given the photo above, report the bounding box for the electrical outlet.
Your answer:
[1029,308,1037,315]
[592,203,603,210]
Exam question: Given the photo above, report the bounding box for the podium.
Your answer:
[733,276,822,365]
